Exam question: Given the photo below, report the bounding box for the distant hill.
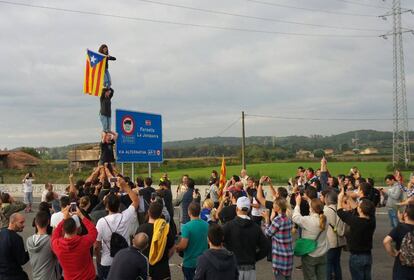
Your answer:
[18,130,413,160]
[164,130,395,149]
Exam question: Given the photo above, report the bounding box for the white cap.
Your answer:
[236,196,251,212]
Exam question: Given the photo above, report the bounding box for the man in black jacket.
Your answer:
[195,224,238,280]
[223,197,268,280]
[337,187,375,280]
[100,87,114,132]
[0,213,29,280]
[99,132,118,165]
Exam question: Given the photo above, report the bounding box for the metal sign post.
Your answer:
[132,163,135,180]
[148,163,152,178]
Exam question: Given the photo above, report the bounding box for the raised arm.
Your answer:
[215,195,228,221]
[267,177,277,199]
[104,163,114,179]
[52,206,69,245]
[345,193,358,210]
[291,194,306,227]
[119,177,139,209]
[320,157,328,191]
[21,173,28,183]
[111,131,118,141]
[86,166,102,183]
[337,186,345,210]
[76,207,97,246]
[256,177,267,206]
[68,174,77,196]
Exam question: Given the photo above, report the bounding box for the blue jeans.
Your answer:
[24,192,33,205]
[388,208,399,228]
[104,69,112,87]
[327,247,342,280]
[182,267,196,280]
[100,114,111,132]
[349,254,372,280]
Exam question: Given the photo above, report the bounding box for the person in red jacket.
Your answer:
[51,205,97,280]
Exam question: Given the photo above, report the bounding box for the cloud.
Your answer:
[0,0,413,148]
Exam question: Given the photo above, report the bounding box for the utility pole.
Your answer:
[380,0,413,167]
[241,111,246,170]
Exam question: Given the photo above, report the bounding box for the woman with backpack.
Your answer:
[292,195,329,280]
[324,191,346,280]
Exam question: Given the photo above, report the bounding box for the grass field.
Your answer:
[0,161,408,185]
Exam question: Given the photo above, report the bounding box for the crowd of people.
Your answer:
[2,64,414,279]
[0,158,413,280]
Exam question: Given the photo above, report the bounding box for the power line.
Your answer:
[137,0,386,32]
[246,0,379,17]
[246,113,414,121]
[215,117,241,137]
[335,0,390,9]
[0,0,379,38]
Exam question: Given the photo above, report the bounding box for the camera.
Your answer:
[70,202,77,212]
[151,192,157,200]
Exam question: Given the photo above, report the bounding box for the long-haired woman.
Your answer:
[292,196,329,280]
[98,44,116,88]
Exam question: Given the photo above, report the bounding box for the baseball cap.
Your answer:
[237,196,251,212]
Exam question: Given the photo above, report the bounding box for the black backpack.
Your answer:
[370,188,381,207]
[103,216,128,257]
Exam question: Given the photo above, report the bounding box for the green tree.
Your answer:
[20,147,41,158]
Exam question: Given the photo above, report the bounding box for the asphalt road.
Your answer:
[18,201,394,280]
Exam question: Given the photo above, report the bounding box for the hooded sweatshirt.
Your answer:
[51,217,97,280]
[26,234,60,280]
[194,248,239,280]
[223,216,269,266]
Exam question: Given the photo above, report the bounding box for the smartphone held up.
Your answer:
[70,202,77,213]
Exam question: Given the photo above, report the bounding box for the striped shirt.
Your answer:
[264,214,294,276]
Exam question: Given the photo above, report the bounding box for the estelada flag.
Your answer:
[218,156,227,198]
[83,49,107,97]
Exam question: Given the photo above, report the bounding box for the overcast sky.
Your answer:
[1,0,413,149]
